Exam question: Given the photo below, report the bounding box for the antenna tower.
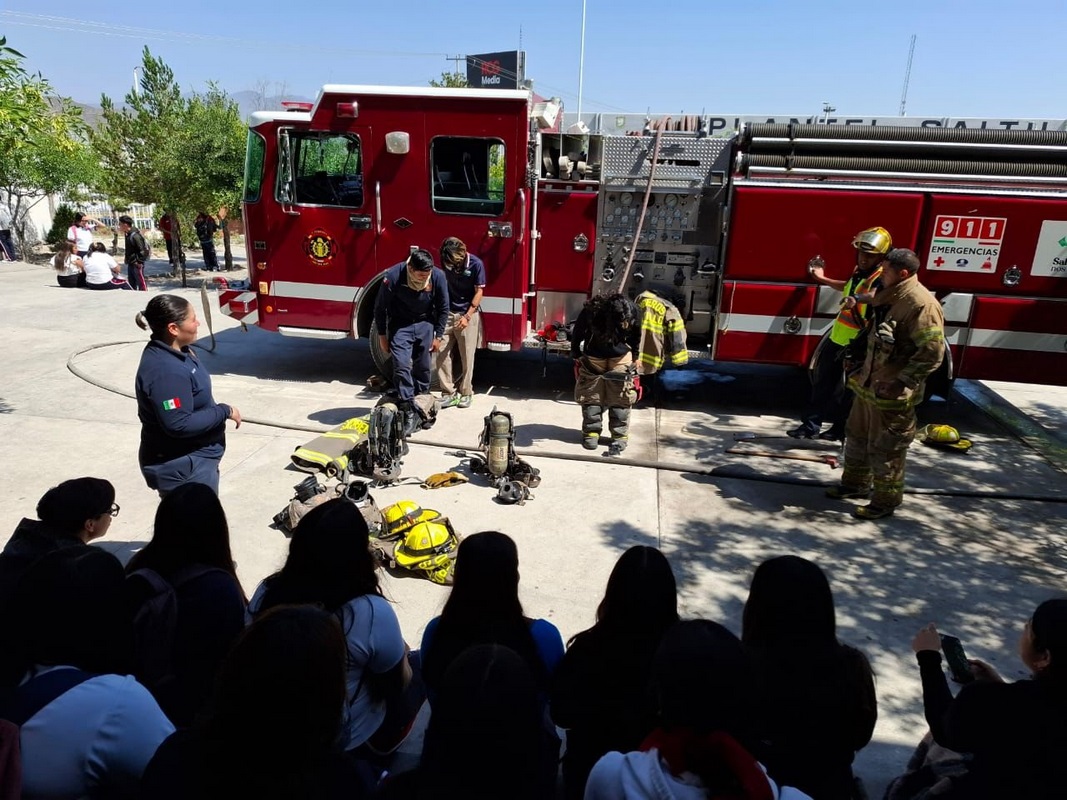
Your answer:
[899,34,916,116]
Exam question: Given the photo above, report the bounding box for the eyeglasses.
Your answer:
[102,503,120,518]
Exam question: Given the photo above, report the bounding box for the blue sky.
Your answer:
[2,0,1063,119]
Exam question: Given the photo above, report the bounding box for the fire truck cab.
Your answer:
[226,85,1067,387]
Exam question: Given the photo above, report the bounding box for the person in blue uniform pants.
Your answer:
[134,294,241,496]
[374,248,449,421]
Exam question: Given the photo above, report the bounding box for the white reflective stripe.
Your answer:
[719,313,832,337]
[234,291,257,304]
[944,325,965,346]
[244,310,259,325]
[940,293,974,324]
[277,326,348,340]
[271,281,359,303]
[480,296,524,315]
[967,328,1067,353]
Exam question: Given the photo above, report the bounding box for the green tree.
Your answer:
[92,47,245,283]
[0,36,90,257]
[429,71,468,88]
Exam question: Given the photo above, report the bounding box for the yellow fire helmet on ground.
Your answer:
[852,226,893,255]
[392,518,459,570]
[917,424,973,452]
[381,500,440,539]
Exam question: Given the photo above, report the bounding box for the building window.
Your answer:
[431,137,505,216]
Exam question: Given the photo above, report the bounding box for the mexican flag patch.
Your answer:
[162,398,181,411]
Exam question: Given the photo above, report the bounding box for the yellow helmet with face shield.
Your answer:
[851,226,893,255]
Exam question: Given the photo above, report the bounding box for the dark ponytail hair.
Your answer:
[136,294,191,341]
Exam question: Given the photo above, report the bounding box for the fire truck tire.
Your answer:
[369,318,393,379]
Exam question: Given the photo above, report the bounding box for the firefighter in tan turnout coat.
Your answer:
[826,248,945,520]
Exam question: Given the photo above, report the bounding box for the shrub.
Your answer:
[45,204,77,246]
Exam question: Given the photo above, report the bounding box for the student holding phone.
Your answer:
[905,600,1067,799]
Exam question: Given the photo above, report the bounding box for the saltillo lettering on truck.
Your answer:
[219,85,1067,389]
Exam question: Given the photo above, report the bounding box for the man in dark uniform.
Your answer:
[374,248,449,421]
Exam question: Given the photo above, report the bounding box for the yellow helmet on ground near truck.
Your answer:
[917,424,973,452]
[852,226,893,254]
[381,501,440,538]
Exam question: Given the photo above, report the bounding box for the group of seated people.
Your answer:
[1,476,1065,800]
[52,241,133,290]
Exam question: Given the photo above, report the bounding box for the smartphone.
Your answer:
[940,634,975,684]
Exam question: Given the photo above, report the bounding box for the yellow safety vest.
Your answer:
[829,267,883,347]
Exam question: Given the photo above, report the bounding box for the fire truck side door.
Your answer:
[260,127,376,332]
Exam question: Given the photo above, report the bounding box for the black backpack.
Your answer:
[127,565,225,692]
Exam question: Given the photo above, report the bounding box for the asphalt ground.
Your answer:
[3,251,1067,796]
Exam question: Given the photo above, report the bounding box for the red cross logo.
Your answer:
[933,257,945,267]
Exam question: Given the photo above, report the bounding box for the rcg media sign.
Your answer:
[466,51,524,90]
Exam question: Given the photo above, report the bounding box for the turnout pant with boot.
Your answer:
[840,398,917,512]
[575,353,637,453]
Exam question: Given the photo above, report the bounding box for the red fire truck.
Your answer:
[220,85,1067,387]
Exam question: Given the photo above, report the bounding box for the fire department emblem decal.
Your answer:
[303,229,336,267]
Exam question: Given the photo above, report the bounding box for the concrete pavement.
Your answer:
[3,253,1067,796]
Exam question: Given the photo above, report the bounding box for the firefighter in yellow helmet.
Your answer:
[787,226,892,441]
[826,248,945,519]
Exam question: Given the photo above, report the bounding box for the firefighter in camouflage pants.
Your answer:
[826,248,945,520]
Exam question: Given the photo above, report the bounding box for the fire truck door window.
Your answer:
[430,137,505,216]
[286,132,364,208]
[243,131,266,203]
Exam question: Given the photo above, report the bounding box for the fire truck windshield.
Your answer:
[284,132,364,208]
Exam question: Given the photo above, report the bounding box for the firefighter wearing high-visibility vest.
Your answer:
[787,226,892,441]
[826,248,945,520]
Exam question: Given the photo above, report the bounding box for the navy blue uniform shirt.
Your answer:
[374,262,450,339]
[135,340,230,466]
[444,253,486,313]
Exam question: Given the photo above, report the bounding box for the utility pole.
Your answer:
[899,34,917,116]
[577,0,588,120]
[445,54,465,82]
[820,102,836,124]
[133,66,142,97]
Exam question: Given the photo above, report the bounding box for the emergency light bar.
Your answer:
[280,101,313,112]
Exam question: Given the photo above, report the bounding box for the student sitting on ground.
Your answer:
[0,548,173,799]
[551,545,679,800]
[894,599,1067,800]
[584,620,811,800]
[84,241,132,290]
[52,240,85,288]
[125,482,247,727]
[0,477,120,611]
[741,555,876,800]
[375,644,544,800]
[249,499,416,759]
[142,605,366,800]
[421,531,564,705]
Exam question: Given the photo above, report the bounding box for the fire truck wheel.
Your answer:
[368,318,393,379]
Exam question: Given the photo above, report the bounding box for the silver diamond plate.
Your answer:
[601,135,732,188]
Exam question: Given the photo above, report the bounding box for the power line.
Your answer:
[2,10,630,112]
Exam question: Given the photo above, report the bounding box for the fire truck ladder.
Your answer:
[737,124,1067,189]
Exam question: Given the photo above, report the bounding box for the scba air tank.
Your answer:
[487,412,512,477]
